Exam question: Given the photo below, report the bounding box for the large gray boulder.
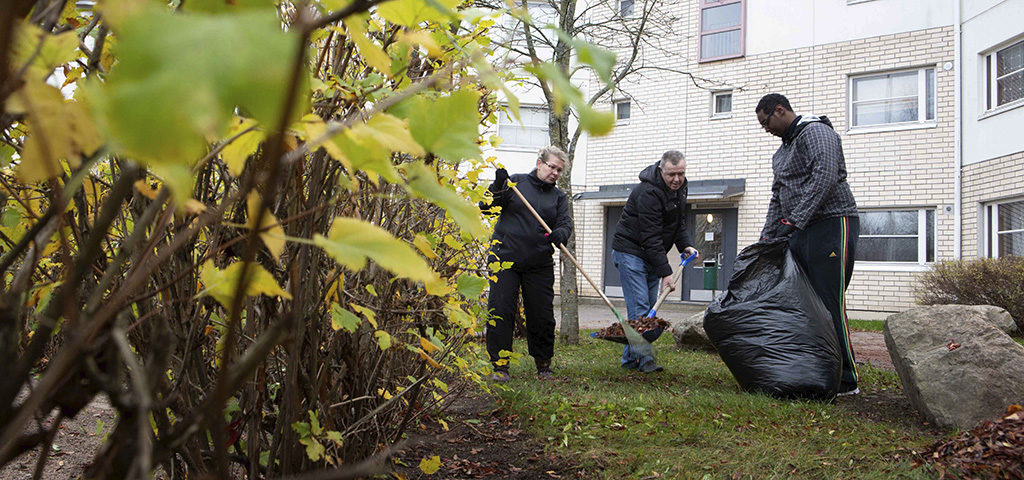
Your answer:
[672,312,716,351]
[964,305,1018,335]
[885,305,1024,429]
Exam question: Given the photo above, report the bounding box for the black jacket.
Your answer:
[612,163,693,278]
[482,171,572,269]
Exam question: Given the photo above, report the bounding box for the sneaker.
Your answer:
[536,368,554,380]
[621,360,639,370]
[836,387,860,397]
[490,370,511,383]
[638,361,664,373]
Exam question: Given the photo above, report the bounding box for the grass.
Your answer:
[848,319,885,332]
[492,332,945,480]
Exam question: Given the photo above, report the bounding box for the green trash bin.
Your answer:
[702,260,718,290]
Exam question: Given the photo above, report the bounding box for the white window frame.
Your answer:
[710,90,732,119]
[505,2,558,49]
[614,99,631,124]
[496,105,550,152]
[856,208,935,272]
[983,197,1024,258]
[617,0,634,18]
[983,37,1024,116]
[847,67,937,134]
[698,0,745,63]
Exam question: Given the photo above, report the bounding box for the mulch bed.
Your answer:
[915,404,1024,479]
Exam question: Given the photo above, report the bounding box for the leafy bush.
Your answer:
[917,256,1024,328]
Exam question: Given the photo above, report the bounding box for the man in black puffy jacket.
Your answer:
[480,146,573,382]
[612,150,699,372]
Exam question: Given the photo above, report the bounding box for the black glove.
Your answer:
[777,222,797,238]
[546,230,568,246]
[490,168,509,191]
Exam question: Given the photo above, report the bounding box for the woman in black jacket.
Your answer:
[480,146,573,381]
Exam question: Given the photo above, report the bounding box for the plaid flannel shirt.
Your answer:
[761,119,858,239]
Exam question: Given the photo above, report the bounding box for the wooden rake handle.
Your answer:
[507,184,619,315]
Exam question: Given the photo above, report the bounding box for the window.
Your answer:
[711,91,732,117]
[985,199,1024,258]
[614,100,631,121]
[856,209,935,263]
[850,67,936,128]
[699,0,744,62]
[505,2,558,47]
[497,106,549,149]
[618,0,634,17]
[985,38,1024,110]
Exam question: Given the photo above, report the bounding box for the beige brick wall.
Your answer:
[573,1,956,313]
[961,151,1024,258]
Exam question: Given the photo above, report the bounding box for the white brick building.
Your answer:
[486,0,1024,317]
[568,0,1023,317]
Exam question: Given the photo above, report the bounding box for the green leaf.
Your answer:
[374,330,392,350]
[291,421,311,437]
[377,0,459,27]
[309,411,322,436]
[313,217,435,284]
[12,23,80,76]
[0,144,13,167]
[418,455,442,474]
[299,437,325,461]
[577,104,615,136]
[199,260,292,309]
[330,304,362,332]
[391,90,481,162]
[89,7,304,195]
[456,274,487,299]
[404,162,487,238]
[365,284,378,296]
[181,0,275,13]
[575,42,616,84]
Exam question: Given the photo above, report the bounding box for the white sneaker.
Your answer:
[836,387,860,397]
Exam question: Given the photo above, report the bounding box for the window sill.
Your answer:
[496,145,544,153]
[846,122,937,135]
[855,262,932,273]
[978,99,1024,120]
[710,113,733,120]
[615,120,631,126]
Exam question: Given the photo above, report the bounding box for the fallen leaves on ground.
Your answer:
[916,404,1024,479]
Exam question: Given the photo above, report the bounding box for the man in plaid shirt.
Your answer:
[755,93,861,397]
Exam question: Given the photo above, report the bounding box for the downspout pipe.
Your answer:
[953,0,963,260]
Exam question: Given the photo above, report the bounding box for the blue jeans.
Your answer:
[612,250,660,368]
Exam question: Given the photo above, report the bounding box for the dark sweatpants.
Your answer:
[486,262,555,368]
[788,216,860,391]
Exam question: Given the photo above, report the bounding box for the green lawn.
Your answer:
[848,319,885,332]
[492,333,944,479]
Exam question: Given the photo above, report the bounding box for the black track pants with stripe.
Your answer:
[788,216,860,390]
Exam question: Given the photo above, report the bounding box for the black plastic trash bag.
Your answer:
[703,238,841,400]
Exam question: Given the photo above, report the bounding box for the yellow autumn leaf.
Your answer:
[300,113,350,168]
[183,199,207,215]
[221,117,264,177]
[412,233,437,259]
[313,217,435,284]
[374,330,392,350]
[246,192,285,261]
[199,260,292,309]
[356,114,425,156]
[418,455,442,475]
[342,18,392,76]
[396,29,443,57]
[134,180,159,199]
[419,336,440,354]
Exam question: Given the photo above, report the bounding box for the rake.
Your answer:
[507,184,653,356]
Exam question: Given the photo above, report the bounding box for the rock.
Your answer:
[672,312,715,351]
[964,305,1018,335]
[885,305,1024,429]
